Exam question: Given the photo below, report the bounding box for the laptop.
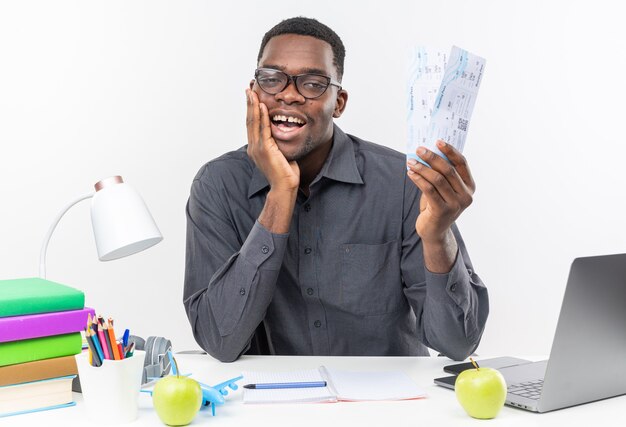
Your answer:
[435,253,626,413]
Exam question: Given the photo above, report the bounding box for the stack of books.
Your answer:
[0,277,95,417]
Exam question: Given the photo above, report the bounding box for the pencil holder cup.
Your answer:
[75,350,146,425]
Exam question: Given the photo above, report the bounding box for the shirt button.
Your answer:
[314,320,322,328]
[450,284,457,292]
[261,245,269,254]
[306,288,314,296]
[304,204,311,212]
[304,247,312,254]
[239,288,246,296]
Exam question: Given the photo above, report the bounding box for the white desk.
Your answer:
[6,354,623,427]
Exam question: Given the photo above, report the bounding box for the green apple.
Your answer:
[455,362,507,419]
[152,363,202,426]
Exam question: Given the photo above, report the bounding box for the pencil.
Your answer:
[102,322,115,360]
[84,328,102,367]
[118,342,125,360]
[87,313,95,339]
[86,314,92,361]
[90,316,99,334]
[92,321,109,360]
[88,327,105,363]
[107,319,121,360]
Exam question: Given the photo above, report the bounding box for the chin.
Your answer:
[276,137,314,162]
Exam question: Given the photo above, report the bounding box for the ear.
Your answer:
[332,89,348,118]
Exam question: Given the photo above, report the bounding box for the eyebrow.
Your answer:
[260,64,331,76]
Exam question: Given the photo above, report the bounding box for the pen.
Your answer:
[122,329,130,347]
[243,381,327,390]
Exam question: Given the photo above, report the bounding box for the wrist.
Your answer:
[267,187,297,204]
[422,228,457,274]
[259,189,297,234]
[421,228,454,248]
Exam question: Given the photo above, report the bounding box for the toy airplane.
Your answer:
[142,351,243,417]
[196,376,243,416]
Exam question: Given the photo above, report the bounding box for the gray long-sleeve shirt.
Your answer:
[184,125,488,362]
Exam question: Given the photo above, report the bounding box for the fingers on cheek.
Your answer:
[461,193,473,208]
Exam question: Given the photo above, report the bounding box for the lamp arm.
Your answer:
[39,192,95,278]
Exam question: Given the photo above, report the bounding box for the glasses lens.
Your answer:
[256,70,288,94]
[296,75,330,98]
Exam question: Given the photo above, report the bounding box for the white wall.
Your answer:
[1,0,625,358]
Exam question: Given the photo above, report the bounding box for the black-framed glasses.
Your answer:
[254,68,342,99]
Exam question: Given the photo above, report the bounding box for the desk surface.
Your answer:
[6,354,623,426]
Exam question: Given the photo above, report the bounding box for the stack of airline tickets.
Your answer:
[407,45,486,165]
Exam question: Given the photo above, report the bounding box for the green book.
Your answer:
[0,278,84,318]
[0,333,82,367]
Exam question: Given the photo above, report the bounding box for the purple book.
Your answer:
[0,307,95,343]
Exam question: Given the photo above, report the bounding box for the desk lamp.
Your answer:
[39,175,162,278]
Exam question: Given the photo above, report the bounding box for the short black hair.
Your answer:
[257,17,346,81]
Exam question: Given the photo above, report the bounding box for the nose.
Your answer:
[275,78,306,104]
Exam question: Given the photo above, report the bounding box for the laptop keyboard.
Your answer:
[507,379,543,400]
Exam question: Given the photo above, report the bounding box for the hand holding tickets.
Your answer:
[407,45,486,166]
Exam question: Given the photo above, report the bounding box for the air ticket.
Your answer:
[407,45,486,166]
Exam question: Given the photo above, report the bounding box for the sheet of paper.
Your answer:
[322,366,427,401]
[241,368,336,404]
[407,45,486,165]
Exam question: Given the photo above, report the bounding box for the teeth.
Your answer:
[272,115,304,125]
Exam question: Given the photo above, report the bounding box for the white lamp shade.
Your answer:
[90,178,163,261]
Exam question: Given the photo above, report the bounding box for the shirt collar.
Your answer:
[247,124,363,199]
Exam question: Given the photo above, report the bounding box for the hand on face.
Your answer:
[246,88,300,194]
[248,34,347,190]
[406,140,476,243]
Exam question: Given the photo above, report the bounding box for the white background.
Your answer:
[1,0,624,358]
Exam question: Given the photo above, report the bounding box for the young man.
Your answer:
[184,17,488,362]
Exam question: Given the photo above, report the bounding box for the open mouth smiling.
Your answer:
[270,112,308,139]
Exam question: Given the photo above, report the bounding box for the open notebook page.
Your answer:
[322,366,427,401]
[242,368,337,404]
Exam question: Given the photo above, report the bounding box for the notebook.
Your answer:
[242,366,426,404]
